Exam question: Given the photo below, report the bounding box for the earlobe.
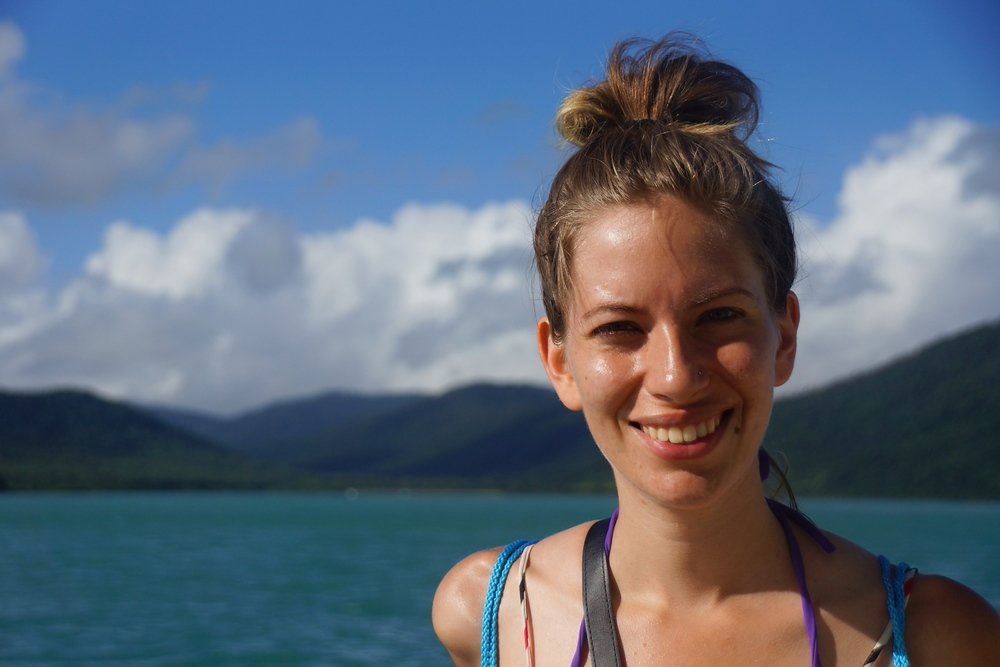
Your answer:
[774,292,800,388]
[538,318,583,411]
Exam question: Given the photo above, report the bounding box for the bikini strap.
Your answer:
[482,539,536,667]
[766,499,837,553]
[769,501,825,667]
[878,555,916,667]
[518,543,537,667]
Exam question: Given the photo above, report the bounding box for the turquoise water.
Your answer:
[1,492,997,666]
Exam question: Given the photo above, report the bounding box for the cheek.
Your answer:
[574,352,636,405]
[578,356,613,397]
[591,357,614,378]
[717,340,777,442]
[716,339,776,387]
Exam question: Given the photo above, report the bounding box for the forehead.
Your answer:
[569,198,764,309]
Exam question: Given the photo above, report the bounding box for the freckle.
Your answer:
[734,426,741,434]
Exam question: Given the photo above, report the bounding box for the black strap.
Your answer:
[582,518,622,667]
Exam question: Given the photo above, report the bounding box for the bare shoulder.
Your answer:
[804,528,999,662]
[432,523,593,665]
[432,546,502,667]
[906,573,1000,664]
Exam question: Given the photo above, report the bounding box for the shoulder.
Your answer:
[904,573,1000,664]
[432,524,593,666]
[793,529,999,663]
[432,546,503,667]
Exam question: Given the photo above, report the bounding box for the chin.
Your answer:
[614,460,762,512]
[615,469,725,509]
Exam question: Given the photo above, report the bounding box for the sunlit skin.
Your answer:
[539,196,798,513]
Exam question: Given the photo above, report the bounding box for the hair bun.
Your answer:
[556,35,760,147]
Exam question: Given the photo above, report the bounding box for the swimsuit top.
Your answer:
[481,502,916,667]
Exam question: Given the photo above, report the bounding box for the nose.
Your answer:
[642,325,709,402]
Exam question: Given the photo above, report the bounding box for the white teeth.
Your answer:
[642,415,722,444]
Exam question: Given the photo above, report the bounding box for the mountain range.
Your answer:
[2,320,998,498]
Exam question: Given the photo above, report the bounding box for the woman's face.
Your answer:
[539,197,799,509]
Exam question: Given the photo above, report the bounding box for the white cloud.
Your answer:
[0,210,44,293]
[0,116,996,414]
[175,117,321,194]
[789,116,1000,393]
[0,77,195,205]
[85,209,253,300]
[0,22,319,207]
[300,202,539,392]
[0,22,26,79]
[0,201,541,412]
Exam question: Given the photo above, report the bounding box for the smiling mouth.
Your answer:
[636,413,725,444]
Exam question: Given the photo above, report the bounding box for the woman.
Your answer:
[433,36,999,666]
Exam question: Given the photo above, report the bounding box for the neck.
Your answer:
[607,468,793,606]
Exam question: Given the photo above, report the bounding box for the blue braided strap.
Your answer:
[878,555,911,667]
[481,540,536,667]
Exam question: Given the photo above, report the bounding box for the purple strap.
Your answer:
[768,500,835,667]
[604,507,619,552]
[767,499,836,553]
[570,502,834,667]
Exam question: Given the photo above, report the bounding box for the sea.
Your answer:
[2,492,998,666]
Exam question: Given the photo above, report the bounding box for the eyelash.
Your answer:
[591,321,641,338]
[590,308,744,338]
[698,307,743,324]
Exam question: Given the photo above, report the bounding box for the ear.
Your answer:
[538,318,583,411]
[774,291,800,388]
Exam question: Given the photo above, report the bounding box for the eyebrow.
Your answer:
[579,304,644,322]
[688,286,757,307]
[579,287,758,321]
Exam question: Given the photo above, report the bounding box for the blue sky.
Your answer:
[1,1,998,412]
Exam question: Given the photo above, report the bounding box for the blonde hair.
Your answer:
[535,35,796,339]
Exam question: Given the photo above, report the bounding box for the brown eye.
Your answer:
[699,308,742,324]
[592,321,640,337]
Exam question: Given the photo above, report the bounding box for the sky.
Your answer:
[0,0,998,414]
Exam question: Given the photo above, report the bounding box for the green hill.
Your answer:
[285,383,604,490]
[154,383,605,491]
[766,320,1000,499]
[0,389,305,490]
[151,390,423,459]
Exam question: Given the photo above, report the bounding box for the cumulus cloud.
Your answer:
[0,210,49,355]
[225,216,302,294]
[0,116,996,414]
[0,201,540,412]
[789,116,1000,392]
[0,23,319,207]
[0,22,26,79]
[0,211,44,293]
[85,209,254,300]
